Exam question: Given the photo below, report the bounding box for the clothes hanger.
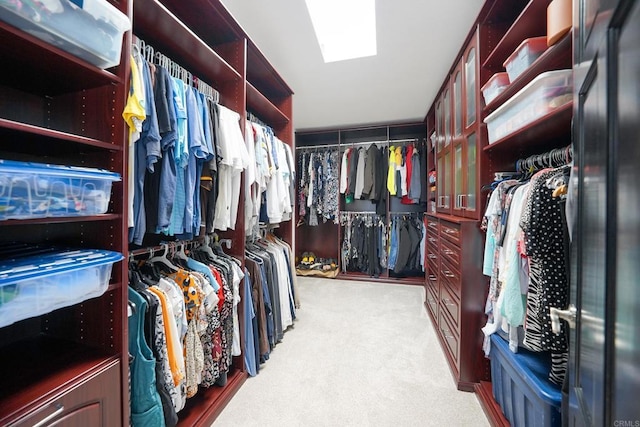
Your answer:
[148,244,179,272]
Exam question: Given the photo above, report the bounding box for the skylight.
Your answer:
[305,0,377,63]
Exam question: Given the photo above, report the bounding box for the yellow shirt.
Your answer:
[387,146,397,195]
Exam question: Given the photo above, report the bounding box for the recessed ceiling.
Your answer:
[222,0,484,131]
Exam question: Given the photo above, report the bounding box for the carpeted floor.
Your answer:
[214,277,489,426]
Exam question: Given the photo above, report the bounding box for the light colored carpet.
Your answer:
[214,277,489,427]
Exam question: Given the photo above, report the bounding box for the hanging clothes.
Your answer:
[297,147,340,226]
[480,163,571,386]
[388,214,425,277]
[340,213,386,277]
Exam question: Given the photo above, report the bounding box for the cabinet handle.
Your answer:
[460,194,466,209]
[428,254,437,259]
[33,404,65,427]
[440,327,455,340]
[443,270,455,278]
[443,249,454,256]
[428,237,437,244]
[442,298,456,307]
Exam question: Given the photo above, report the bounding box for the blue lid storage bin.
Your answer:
[0,0,131,69]
[490,334,562,427]
[0,160,121,220]
[0,249,123,328]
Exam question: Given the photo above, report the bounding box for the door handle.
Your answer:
[550,304,577,334]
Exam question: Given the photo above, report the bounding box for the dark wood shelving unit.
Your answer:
[482,0,552,70]
[483,101,573,154]
[0,23,123,96]
[0,119,123,152]
[483,32,572,112]
[247,82,289,125]
[0,0,131,423]
[0,214,121,226]
[133,0,242,88]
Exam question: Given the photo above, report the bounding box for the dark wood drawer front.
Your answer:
[440,258,461,291]
[438,310,460,367]
[427,218,439,234]
[426,285,439,319]
[427,234,439,248]
[440,221,461,246]
[441,238,460,269]
[426,271,438,291]
[10,361,121,427]
[440,282,460,328]
[426,245,438,265]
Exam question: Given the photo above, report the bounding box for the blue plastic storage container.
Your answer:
[0,0,131,69]
[490,334,562,427]
[0,249,123,328]
[0,160,121,220]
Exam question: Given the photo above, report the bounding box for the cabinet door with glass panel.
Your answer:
[461,30,481,219]
[436,90,452,215]
[451,59,466,216]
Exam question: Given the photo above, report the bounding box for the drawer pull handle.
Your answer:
[429,275,437,281]
[443,249,455,256]
[443,271,455,278]
[443,298,456,306]
[444,228,457,235]
[33,404,65,427]
[428,254,437,259]
[440,327,455,340]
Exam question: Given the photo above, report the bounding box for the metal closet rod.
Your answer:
[295,138,419,150]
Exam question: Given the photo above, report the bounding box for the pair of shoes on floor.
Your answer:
[300,251,317,265]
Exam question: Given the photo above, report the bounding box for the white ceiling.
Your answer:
[222,0,485,131]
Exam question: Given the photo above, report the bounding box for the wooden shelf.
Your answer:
[247,42,294,102]
[0,214,122,226]
[133,0,242,87]
[0,119,123,152]
[483,101,573,154]
[0,22,123,96]
[177,368,247,426]
[482,0,552,70]
[475,381,510,427]
[0,335,118,424]
[247,83,290,125]
[483,33,572,114]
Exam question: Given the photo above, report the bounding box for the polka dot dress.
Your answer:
[520,169,569,385]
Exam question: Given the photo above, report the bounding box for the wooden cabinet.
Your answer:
[7,360,121,427]
[435,28,484,220]
[424,214,488,391]
[0,0,130,424]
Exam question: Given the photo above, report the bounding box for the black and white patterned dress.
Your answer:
[520,168,569,385]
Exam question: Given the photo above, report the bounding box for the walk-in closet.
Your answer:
[0,0,637,426]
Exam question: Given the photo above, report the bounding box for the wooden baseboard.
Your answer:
[475,381,510,427]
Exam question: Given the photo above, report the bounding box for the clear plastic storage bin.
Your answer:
[0,0,131,69]
[484,69,573,144]
[0,249,123,328]
[481,72,510,105]
[503,36,548,82]
[0,160,121,220]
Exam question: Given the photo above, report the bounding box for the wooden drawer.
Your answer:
[426,284,439,319]
[426,271,438,292]
[438,309,460,367]
[440,258,461,291]
[440,281,460,328]
[427,234,439,248]
[426,245,438,265]
[426,217,439,234]
[440,221,461,246]
[8,360,121,427]
[441,238,460,270]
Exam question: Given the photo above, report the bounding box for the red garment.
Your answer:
[401,144,415,204]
